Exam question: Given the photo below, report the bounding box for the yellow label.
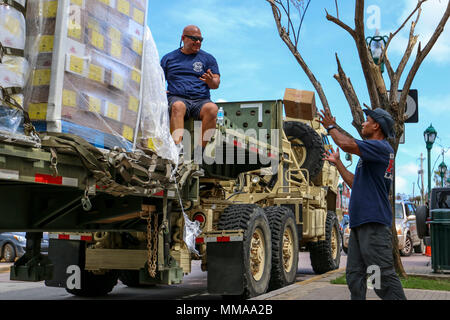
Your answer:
[98,0,110,5]
[88,64,104,83]
[62,90,77,107]
[112,72,124,90]
[88,20,100,32]
[28,103,47,120]
[147,138,156,151]
[44,1,58,18]
[39,35,54,52]
[69,55,84,74]
[68,21,82,40]
[91,31,105,50]
[128,96,139,112]
[109,27,121,42]
[117,0,130,16]
[133,8,145,25]
[132,37,143,55]
[131,70,141,84]
[33,69,51,86]
[71,0,83,6]
[106,102,120,121]
[88,96,102,113]
[122,125,134,141]
[4,16,20,36]
[110,41,122,59]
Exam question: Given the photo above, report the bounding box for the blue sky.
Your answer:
[148,0,450,197]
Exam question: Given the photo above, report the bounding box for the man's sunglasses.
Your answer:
[184,35,204,42]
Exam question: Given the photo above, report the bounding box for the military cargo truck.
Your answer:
[0,97,341,299]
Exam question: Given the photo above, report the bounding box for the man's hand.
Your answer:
[318,108,336,128]
[323,146,340,165]
[199,69,219,89]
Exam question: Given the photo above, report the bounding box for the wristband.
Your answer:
[326,125,336,133]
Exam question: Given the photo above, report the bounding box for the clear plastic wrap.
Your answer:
[139,26,179,164]
[24,0,149,150]
[0,0,29,133]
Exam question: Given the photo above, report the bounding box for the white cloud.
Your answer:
[396,175,408,193]
[420,93,450,116]
[389,0,450,63]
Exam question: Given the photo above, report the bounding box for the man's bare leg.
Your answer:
[199,102,218,148]
[170,101,187,145]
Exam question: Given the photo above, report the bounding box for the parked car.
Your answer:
[341,201,423,256]
[0,232,49,262]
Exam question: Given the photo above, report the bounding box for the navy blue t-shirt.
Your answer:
[160,49,220,99]
[348,139,395,228]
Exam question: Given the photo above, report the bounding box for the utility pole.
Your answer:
[418,153,425,205]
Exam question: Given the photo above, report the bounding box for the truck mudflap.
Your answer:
[197,231,245,295]
[44,239,85,288]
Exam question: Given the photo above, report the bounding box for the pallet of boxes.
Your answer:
[0,0,31,137]
[23,0,148,150]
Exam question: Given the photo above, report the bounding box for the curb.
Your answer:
[251,268,346,300]
[0,264,12,274]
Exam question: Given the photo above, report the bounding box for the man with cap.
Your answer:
[318,107,406,300]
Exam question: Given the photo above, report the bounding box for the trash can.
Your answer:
[428,209,450,273]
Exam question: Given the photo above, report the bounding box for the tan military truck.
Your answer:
[1,93,341,299]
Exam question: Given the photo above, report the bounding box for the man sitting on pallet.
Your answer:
[161,25,220,155]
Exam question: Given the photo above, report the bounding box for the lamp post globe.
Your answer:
[438,161,447,187]
[423,124,437,204]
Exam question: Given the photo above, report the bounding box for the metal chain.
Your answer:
[145,211,158,278]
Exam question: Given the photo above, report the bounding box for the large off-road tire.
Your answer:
[415,205,429,239]
[283,121,325,180]
[2,243,16,262]
[264,206,299,290]
[400,234,413,257]
[66,270,119,297]
[308,211,341,274]
[218,204,272,299]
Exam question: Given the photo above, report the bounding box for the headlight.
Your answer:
[14,235,26,243]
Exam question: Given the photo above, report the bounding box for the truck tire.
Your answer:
[2,243,16,262]
[308,211,341,274]
[415,205,429,239]
[264,206,299,290]
[283,121,325,180]
[66,270,119,297]
[218,204,272,299]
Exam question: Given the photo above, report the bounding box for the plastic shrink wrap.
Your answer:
[24,0,148,150]
[0,0,29,133]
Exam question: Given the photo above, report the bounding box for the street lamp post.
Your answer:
[366,30,389,73]
[438,161,447,187]
[424,124,437,203]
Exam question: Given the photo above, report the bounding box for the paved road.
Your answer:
[0,251,430,300]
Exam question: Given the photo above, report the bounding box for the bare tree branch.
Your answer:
[400,0,450,110]
[267,0,331,112]
[380,0,427,64]
[325,9,356,39]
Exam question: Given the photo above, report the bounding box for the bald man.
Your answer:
[161,25,220,151]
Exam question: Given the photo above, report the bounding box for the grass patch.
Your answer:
[330,274,450,291]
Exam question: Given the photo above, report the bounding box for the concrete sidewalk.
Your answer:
[252,254,450,301]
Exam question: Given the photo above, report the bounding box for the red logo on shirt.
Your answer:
[384,153,394,180]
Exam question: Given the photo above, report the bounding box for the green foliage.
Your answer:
[330,274,450,291]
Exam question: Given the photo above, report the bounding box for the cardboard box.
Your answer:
[283,88,317,120]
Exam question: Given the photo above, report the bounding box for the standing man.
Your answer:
[318,107,406,300]
[161,25,220,151]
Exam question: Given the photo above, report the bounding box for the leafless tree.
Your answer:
[267,0,450,277]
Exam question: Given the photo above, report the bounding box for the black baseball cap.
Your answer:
[363,108,395,138]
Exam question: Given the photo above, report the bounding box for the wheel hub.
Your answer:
[282,228,294,272]
[250,228,265,281]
